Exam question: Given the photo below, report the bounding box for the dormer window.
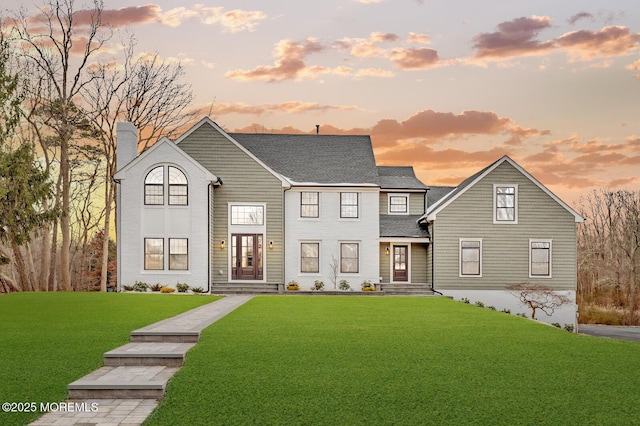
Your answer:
[144,165,188,205]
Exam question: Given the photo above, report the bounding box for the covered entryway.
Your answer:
[393,245,408,282]
[231,234,263,280]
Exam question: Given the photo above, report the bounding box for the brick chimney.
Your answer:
[116,122,138,171]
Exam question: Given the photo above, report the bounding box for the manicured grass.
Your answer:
[0,292,219,426]
[146,296,640,426]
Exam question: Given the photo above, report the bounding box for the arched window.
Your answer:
[169,166,188,205]
[144,166,164,205]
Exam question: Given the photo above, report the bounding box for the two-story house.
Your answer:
[114,117,582,325]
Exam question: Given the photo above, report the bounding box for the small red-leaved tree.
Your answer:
[507,283,571,320]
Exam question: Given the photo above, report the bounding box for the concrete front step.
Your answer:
[104,342,196,367]
[130,330,200,343]
[211,283,279,294]
[68,366,178,399]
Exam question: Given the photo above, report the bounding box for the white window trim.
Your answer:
[459,238,482,278]
[493,184,518,224]
[388,193,410,215]
[529,239,552,279]
[339,241,360,275]
[227,202,268,283]
[300,241,321,275]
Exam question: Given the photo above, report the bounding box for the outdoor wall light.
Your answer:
[220,240,225,249]
[269,241,274,249]
[385,247,390,256]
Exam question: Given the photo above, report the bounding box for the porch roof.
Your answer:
[380,215,430,239]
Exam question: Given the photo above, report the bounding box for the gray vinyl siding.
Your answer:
[410,243,428,283]
[433,161,577,291]
[178,124,284,283]
[379,192,426,215]
[379,243,390,283]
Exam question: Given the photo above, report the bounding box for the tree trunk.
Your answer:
[11,241,31,291]
[38,225,51,291]
[48,220,58,292]
[100,182,114,292]
[26,242,38,292]
[60,136,71,291]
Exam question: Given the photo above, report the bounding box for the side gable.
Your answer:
[421,156,584,223]
[176,117,291,188]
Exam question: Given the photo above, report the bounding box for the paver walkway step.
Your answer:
[68,366,179,399]
[36,295,254,425]
[104,342,196,366]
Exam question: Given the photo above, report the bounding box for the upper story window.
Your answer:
[144,166,164,205]
[300,192,319,218]
[340,192,359,218]
[169,167,188,205]
[144,165,188,206]
[388,194,409,214]
[231,205,264,225]
[494,184,518,224]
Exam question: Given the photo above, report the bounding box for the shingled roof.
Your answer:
[380,215,430,239]
[229,133,379,185]
[377,166,428,190]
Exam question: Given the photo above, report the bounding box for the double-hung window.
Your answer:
[530,240,552,278]
[144,238,164,270]
[460,239,482,277]
[340,243,359,273]
[340,192,358,218]
[301,192,319,218]
[388,194,409,214]
[300,242,320,273]
[494,185,518,223]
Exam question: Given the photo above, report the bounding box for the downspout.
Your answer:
[207,178,222,294]
[206,182,212,294]
[281,185,291,293]
[429,221,443,296]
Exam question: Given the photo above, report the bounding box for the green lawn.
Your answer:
[0,292,219,426]
[146,296,640,426]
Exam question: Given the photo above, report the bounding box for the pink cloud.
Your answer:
[473,16,554,59]
[556,26,640,61]
[388,47,440,69]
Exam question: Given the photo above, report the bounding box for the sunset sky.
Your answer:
[8,0,640,206]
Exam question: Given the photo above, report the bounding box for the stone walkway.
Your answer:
[31,295,253,426]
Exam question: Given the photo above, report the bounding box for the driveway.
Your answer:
[578,324,640,342]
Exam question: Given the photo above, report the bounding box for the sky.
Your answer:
[7,0,640,207]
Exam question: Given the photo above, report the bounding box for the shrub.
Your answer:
[361,280,375,291]
[312,280,324,291]
[176,283,190,293]
[161,286,175,293]
[551,322,562,328]
[149,283,163,292]
[287,280,299,291]
[133,281,149,292]
[461,297,470,304]
[516,313,528,318]
[563,324,575,333]
[501,308,511,314]
[191,287,205,293]
[474,300,485,308]
[122,284,134,291]
[579,304,625,325]
[339,280,350,291]
[487,305,496,311]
